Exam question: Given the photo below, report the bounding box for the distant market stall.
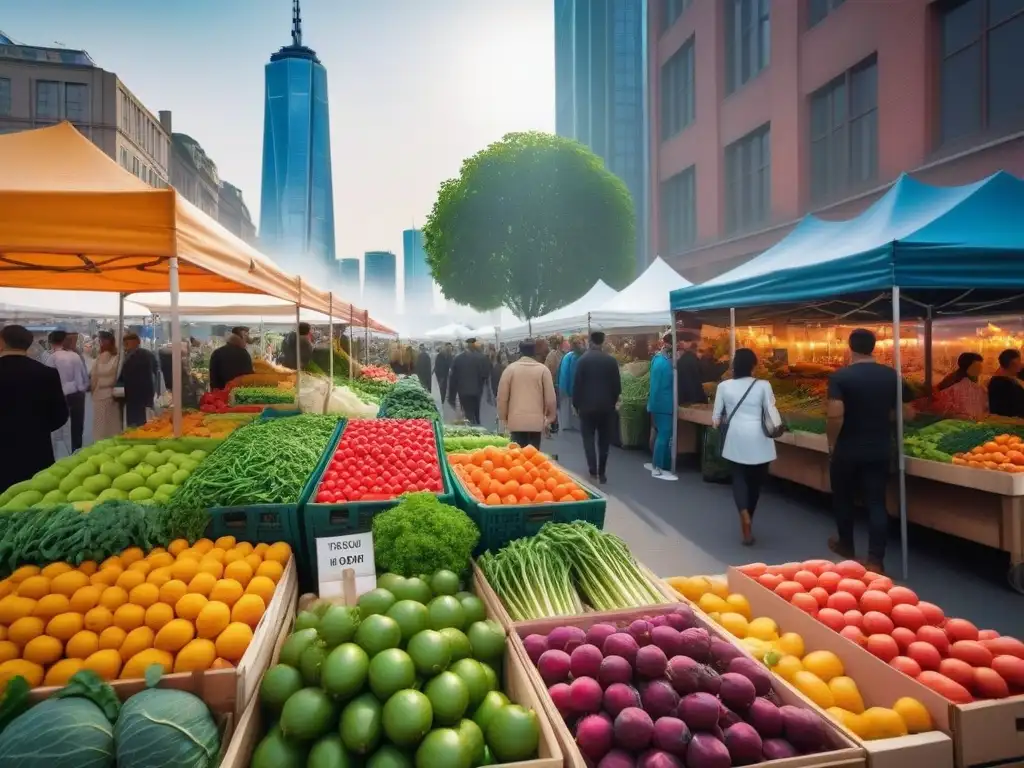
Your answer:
[669,171,1024,583]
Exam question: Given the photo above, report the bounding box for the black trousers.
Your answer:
[580,410,615,475]
[459,394,481,425]
[730,462,770,517]
[831,458,890,562]
[437,375,448,401]
[66,391,86,451]
[125,400,148,428]
[510,431,542,450]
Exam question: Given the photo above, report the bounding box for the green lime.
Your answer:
[430,569,460,596]
[479,662,499,693]
[259,664,304,713]
[377,573,405,593]
[308,733,355,768]
[392,576,432,604]
[355,614,402,657]
[340,693,383,755]
[322,643,369,699]
[471,691,508,732]
[428,596,466,631]
[439,628,471,662]
[251,726,307,768]
[415,728,470,768]
[406,629,451,676]
[359,588,397,617]
[456,719,485,767]
[387,600,430,642]
[319,605,360,647]
[381,689,433,746]
[485,704,540,762]
[279,628,321,668]
[299,642,328,686]
[466,620,505,662]
[449,658,490,710]
[280,687,336,742]
[425,671,469,726]
[458,595,487,625]
[368,648,416,701]
[367,745,414,768]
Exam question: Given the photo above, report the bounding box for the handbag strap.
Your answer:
[722,379,758,424]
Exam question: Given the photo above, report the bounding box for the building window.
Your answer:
[131,156,139,176]
[808,0,844,27]
[809,55,878,202]
[939,0,1024,145]
[726,0,770,93]
[119,147,128,168]
[725,124,771,234]
[661,0,692,33]
[0,78,10,115]
[64,83,87,123]
[660,166,697,256]
[35,80,60,120]
[660,37,695,140]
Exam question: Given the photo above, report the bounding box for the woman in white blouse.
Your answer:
[712,348,784,545]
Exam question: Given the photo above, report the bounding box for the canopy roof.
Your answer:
[0,123,393,333]
[498,280,617,341]
[129,292,387,328]
[0,288,149,318]
[590,257,692,331]
[670,171,1024,323]
[424,323,476,341]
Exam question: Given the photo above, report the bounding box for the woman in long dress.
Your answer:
[91,331,122,441]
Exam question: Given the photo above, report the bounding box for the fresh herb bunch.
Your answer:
[377,377,439,420]
[372,493,480,576]
[230,386,296,405]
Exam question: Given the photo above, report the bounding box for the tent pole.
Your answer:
[671,318,678,474]
[117,295,125,432]
[259,320,265,359]
[893,286,909,581]
[295,278,302,409]
[923,306,934,395]
[364,311,369,365]
[348,304,355,379]
[729,308,737,360]
[328,293,335,384]
[169,258,182,438]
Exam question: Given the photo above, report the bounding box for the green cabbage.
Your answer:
[0,697,114,768]
[114,688,219,768]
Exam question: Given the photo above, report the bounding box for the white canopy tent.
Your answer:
[497,280,618,342]
[589,258,692,332]
[423,323,476,341]
[129,292,374,327]
[0,288,149,319]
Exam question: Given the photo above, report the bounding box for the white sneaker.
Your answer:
[643,463,655,472]
[653,471,678,481]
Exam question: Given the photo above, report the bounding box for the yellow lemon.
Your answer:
[223,560,253,588]
[115,570,145,593]
[197,558,224,579]
[0,641,19,663]
[195,600,231,639]
[775,632,805,658]
[803,650,844,682]
[65,630,100,660]
[155,618,195,653]
[170,557,199,583]
[175,593,208,621]
[892,698,932,734]
[231,594,265,630]
[119,626,155,662]
[187,572,217,597]
[120,547,145,566]
[9,565,41,583]
[828,676,865,714]
[739,637,772,660]
[214,536,237,551]
[22,635,63,666]
[724,593,753,619]
[827,707,868,737]
[50,570,89,597]
[718,612,749,639]
[146,552,174,569]
[245,576,276,606]
[77,561,98,576]
[792,670,835,709]
[697,593,730,615]
[84,605,114,633]
[167,538,191,556]
[215,622,253,663]
[158,579,189,607]
[747,617,780,642]
[0,596,35,625]
[862,707,909,740]
[99,586,128,611]
[264,542,292,565]
[255,560,284,584]
[146,567,173,588]
[768,654,804,681]
[46,612,84,642]
[129,583,160,609]
[708,580,730,599]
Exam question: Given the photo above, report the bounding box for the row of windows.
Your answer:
[808,0,845,27]
[32,80,88,122]
[0,77,9,116]
[118,88,167,170]
[660,37,694,140]
[119,146,167,189]
[660,0,692,34]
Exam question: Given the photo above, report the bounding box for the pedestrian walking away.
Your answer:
[415,344,432,392]
[646,333,678,481]
[45,330,89,452]
[119,332,160,428]
[572,331,621,483]
[434,343,453,403]
[712,348,785,546]
[447,337,489,425]
[496,338,556,451]
[90,331,123,441]
[557,336,583,431]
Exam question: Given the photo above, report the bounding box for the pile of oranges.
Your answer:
[952,433,1024,472]
[448,444,590,506]
[0,536,291,691]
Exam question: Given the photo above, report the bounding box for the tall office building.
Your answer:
[336,258,361,300]
[363,251,397,313]
[402,229,432,312]
[555,0,649,272]
[259,0,336,275]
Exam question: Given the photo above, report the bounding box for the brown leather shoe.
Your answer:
[740,511,755,546]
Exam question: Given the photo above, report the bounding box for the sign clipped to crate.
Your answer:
[315,530,377,600]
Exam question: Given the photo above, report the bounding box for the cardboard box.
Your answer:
[730,567,1024,768]
[511,604,866,768]
[221,589,563,768]
[721,568,953,768]
[28,556,298,720]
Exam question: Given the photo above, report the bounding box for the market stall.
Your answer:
[669,170,1024,582]
[497,280,618,342]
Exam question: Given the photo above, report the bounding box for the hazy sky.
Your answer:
[2,0,554,287]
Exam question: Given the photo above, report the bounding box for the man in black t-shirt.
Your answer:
[826,329,914,574]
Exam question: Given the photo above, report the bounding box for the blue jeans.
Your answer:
[652,412,674,470]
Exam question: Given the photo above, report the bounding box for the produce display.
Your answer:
[325,383,380,419]
[377,377,439,420]
[670,573,936,741]
[732,560,1024,703]
[950,432,1024,472]
[230,386,297,406]
[479,522,664,619]
[522,604,840,765]
[0,670,222,767]
[0,536,291,690]
[344,375,395,404]
[120,411,253,440]
[198,389,263,414]
[167,415,339,520]
[224,371,296,391]
[312,419,444,504]
[449,444,592,506]
[250,571,540,767]
[443,425,511,454]
[0,439,209,512]
[372,494,480,578]
[361,364,398,383]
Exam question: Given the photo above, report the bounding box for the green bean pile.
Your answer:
[166,415,340,529]
[231,386,297,405]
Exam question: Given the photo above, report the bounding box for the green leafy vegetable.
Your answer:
[444,435,510,453]
[0,676,29,735]
[377,378,439,420]
[372,493,479,576]
[478,537,582,621]
[55,670,121,723]
[230,386,296,405]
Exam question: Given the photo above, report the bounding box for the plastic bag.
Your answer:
[298,375,331,414]
[326,384,378,419]
[702,426,732,483]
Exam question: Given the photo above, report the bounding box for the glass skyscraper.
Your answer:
[363,251,397,312]
[259,0,336,276]
[402,229,432,311]
[555,0,649,272]
[336,258,361,299]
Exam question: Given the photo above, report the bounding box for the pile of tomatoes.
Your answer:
[448,444,590,506]
[313,418,443,504]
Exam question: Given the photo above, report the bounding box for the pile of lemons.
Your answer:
[667,575,934,741]
[0,536,291,690]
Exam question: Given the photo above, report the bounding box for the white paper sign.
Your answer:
[316,532,377,599]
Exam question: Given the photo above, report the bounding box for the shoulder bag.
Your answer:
[718,379,757,452]
[760,380,787,438]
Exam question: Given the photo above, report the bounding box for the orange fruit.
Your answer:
[9,565,40,583]
[0,641,18,664]
[223,548,244,565]
[77,560,98,576]
[8,616,45,647]
[0,659,44,688]
[175,593,208,621]
[170,558,199,583]
[44,658,84,687]
[234,542,254,557]
[144,602,175,632]
[127,560,152,576]
[66,630,100,660]
[112,603,145,632]
[231,594,266,629]
[223,560,253,588]
[155,619,195,653]
[23,635,63,666]
[244,553,263,573]
[146,567,173,588]
[0,595,36,624]
[167,539,190,556]
[99,586,128,611]
[264,542,292,565]
[192,538,215,554]
[174,638,217,673]
[97,626,127,651]
[129,583,160,608]
[253,543,269,558]
[187,572,217,597]
[204,548,227,564]
[120,648,172,679]
[120,547,145,566]
[0,581,12,600]
[210,657,234,670]
[82,648,123,681]
[70,585,103,613]
[84,605,114,633]
[158,579,188,606]
[215,622,253,663]
[195,600,231,639]
[91,566,123,587]
[245,576,276,605]
[208,579,243,607]
[99,556,122,570]
[17,575,51,600]
[196,558,223,579]
[46,612,84,642]
[119,626,155,661]
[115,570,145,592]
[40,562,72,579]
[50,570,89,597]
[147,552,174,569]
[32,593,71,621]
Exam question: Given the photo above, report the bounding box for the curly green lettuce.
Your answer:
[372,493,480,576]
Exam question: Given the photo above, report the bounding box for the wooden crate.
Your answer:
[27,556,298,720]
[221,593,563,768]
[512,604,867,768]
[729,567,1024,768]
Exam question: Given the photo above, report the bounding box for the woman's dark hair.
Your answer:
[733,348,758,378]
[938,352,984,391]
[998,348,1020,368]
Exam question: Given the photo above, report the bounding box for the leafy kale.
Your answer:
[372,493,480,576]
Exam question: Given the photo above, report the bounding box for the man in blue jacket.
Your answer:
[557,336,583,431]
[646,333,678,481]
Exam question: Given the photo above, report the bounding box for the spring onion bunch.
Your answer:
[478,537,582,621]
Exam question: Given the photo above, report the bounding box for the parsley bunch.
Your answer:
[372,493,480,576]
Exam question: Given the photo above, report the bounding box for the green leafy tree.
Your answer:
[423,131,635,321]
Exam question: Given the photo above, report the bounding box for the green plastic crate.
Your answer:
[298,420,454,579]
[449,468,607,554]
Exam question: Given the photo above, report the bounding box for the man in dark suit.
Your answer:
[446,338,489,425]
[0,324,69,492]
[572,331,622,483]
[434,343,453,399]
[209,333,254,391]
[119,332,160,428]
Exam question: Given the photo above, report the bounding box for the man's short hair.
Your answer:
[590,331,606,345]
[226,333,243,346]
[231,326,249,337]
[123,332,140,342]
[465,337,477,345]
[519,338,536,356]
[298,322,311,336]
[49,330,67,345]
[998,348,1021,368]
[662,333,673,345]
[848,328,876,355]
[1,324,33,351]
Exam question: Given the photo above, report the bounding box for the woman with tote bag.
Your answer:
[712,348,785,546]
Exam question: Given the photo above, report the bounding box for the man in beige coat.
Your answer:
[496,338,557,450]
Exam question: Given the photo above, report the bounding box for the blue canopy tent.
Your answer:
[669,171,1024,579]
